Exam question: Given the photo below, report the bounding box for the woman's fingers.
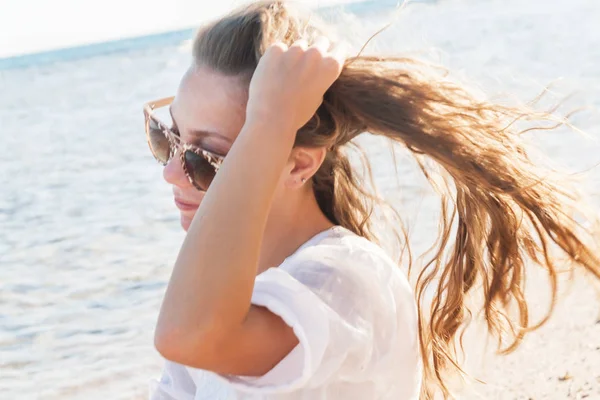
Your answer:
[289,39,309,51]
[311,36,331,54]
[307,36,345,74]
[268,41,288,54]
[329,42,349,65]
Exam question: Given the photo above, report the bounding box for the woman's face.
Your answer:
[165,66,248,231]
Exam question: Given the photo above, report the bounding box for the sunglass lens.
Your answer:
[147,118,170,164]
[184,150,217,190]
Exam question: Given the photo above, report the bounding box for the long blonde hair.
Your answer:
[192,1,600,397]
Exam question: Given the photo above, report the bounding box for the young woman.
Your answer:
[143,1,600,399]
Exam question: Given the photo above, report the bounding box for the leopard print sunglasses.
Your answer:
[143,97,224,191]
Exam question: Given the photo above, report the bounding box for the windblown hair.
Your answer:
[192,1,600,398]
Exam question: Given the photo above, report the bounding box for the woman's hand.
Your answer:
[246,37,345,134]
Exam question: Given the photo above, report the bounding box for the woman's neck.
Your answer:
[257,189,334,273]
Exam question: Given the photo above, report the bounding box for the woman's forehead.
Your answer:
[175,66,248,115]
[171,66,248,144]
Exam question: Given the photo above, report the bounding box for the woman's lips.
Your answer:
[174,198,199,212]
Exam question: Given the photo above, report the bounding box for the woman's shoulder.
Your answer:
[279,226,406,281]
[265,226,414,311]
[247,227,420,396]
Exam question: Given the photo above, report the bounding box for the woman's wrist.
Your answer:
[242,112,298,147]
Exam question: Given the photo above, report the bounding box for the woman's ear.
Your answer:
[284,146,327,189]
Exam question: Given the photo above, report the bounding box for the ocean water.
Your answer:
[1,0,600,399]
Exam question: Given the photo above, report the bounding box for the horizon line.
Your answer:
[0,0,418,70]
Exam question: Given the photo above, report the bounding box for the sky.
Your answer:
[0,0,351,58]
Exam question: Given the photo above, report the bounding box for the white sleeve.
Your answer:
[222,243,414,394]
[149,361,196,400]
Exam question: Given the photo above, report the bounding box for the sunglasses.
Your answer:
[143,97,224,191]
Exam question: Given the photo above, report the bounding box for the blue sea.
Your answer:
[1,0,600,398]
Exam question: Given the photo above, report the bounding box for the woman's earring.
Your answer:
[301,177,306,183]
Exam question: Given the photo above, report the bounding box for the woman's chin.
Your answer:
[180,213,193,231]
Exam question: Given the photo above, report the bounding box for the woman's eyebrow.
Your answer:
[169,106,232,144]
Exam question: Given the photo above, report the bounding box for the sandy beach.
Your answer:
[462,272,600,399]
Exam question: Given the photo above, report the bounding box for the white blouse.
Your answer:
[149,226,422,400]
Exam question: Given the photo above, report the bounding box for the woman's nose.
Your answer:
[163,152,192,188]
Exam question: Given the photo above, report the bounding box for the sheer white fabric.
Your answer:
[149,226,422,400]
